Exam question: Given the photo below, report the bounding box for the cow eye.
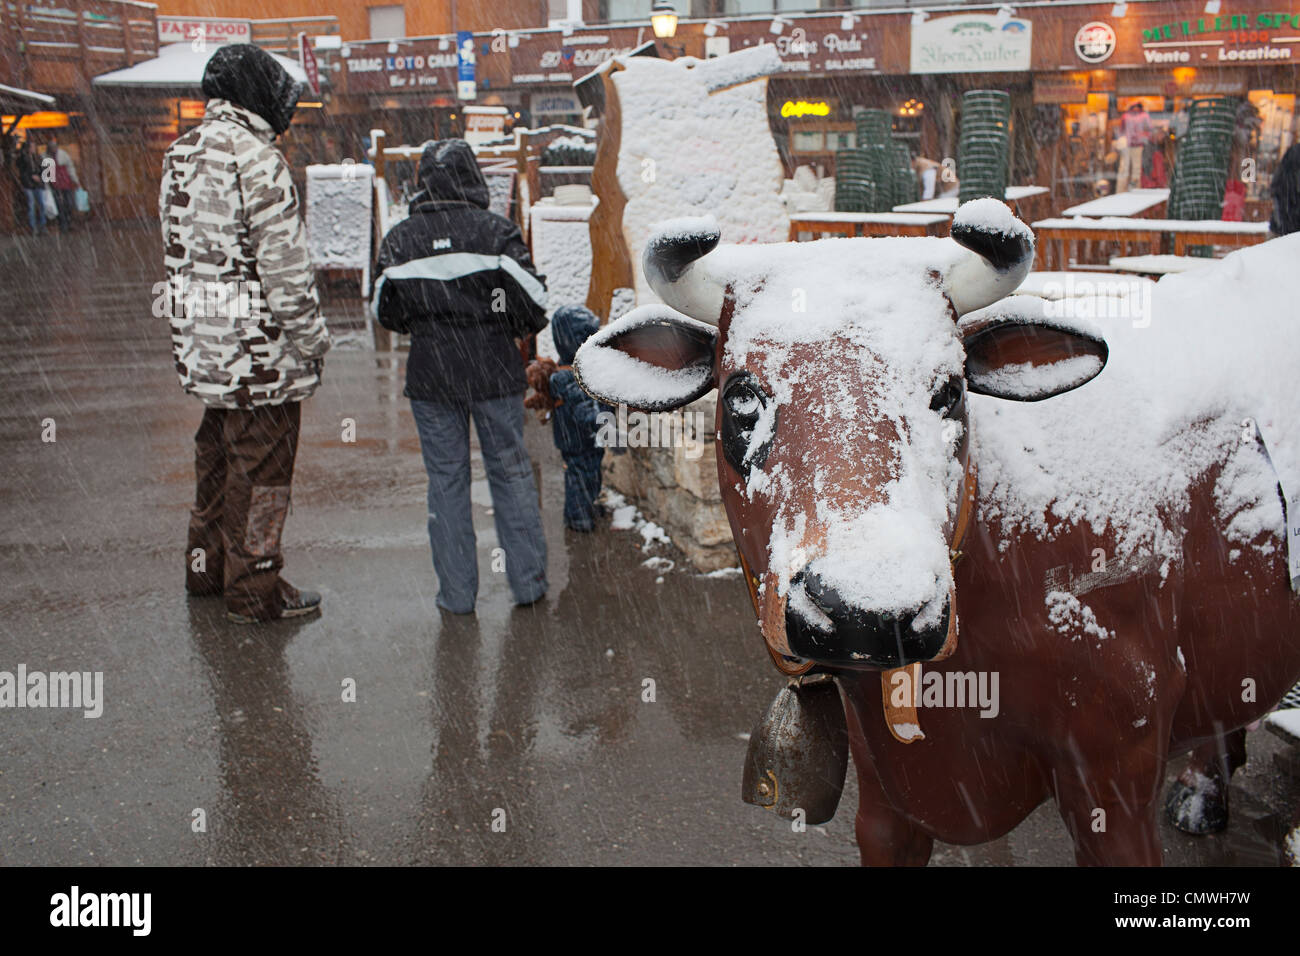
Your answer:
[725,382,762,420]
[721,373,775,475]
[930,376,964,418]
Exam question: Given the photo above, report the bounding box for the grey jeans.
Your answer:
[410,395,548,613]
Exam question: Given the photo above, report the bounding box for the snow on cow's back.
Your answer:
[972,232,1300,566]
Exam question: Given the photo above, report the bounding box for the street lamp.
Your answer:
[651,1,678,39]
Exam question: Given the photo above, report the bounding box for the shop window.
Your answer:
[368,5,406,40]
[602,0,647,20]
[792,130,826,153]
[549,0,583,24]
[827,129,855,151]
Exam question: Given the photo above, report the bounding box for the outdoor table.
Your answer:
[1061,189,1170,219]
[1107,254,1217,276]
[1030,217,1269,270]
[892,185,1050,218]
[788,212,950,241]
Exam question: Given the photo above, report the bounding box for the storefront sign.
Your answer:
[341,41,460,94]
[1074,21,1117,63]
[457,30,477,100]
[1034,74,1090,104]
[157,17,251,46]
[531,92,582,117]
[1060,8,1300,69]
[714,19,882,74]
[1141,11,1300,41]
[463,106,506,143]
[507,31,640,84]
[780,99,832,118]
[910,14,1033,74]
[298,33,321,97]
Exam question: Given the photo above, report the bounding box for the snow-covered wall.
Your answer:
[305,164,374,271]
[612,47,789,305]
[530,200,597,359]
[531,202,595,312]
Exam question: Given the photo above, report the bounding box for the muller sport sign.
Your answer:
[910,13,1033,74]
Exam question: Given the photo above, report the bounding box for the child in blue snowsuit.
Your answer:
[548,306,605,532]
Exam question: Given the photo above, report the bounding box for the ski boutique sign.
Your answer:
[910,13,1033,74]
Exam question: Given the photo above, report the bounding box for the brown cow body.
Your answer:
[840,477,1300,865]
[575,204,1300,865]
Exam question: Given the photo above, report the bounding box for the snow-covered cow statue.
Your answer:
[574,199,1300,865]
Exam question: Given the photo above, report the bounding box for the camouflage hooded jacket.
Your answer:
[159,98,330,408]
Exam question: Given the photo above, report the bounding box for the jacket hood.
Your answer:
[201,43,301,136]
[415,139,490,209]
[551,305,601,365]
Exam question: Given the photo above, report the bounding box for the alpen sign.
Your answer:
[910,13,1033,74]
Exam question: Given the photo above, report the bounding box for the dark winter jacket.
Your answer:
[1270,142,1300,237]
[549,305,604,457]
[372,139,549,403]
[15,148,43,190]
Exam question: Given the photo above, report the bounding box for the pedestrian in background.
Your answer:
[160,43,331,624]
[372,139,550,615]
[1116,102,1153,193]
[1269,141,1300,238]
[15,136,46,236]
[43,135,79,232]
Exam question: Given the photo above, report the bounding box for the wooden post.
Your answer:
[585,63,633,322]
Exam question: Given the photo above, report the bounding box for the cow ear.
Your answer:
[961,298,1108,402]
[574,305,717,412]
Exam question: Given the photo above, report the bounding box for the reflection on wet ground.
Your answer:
[0,225,1294,865]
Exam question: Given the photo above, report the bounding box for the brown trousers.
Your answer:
[186,401,301,619]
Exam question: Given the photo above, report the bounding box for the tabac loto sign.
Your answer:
[910,13,1033,73]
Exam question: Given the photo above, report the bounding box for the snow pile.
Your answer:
[613,50,788,305]
[974,233,1300,567]
[603,491,672,553]
[305,164,373,270]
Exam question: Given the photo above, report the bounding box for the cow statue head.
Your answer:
[575,199,1107,673]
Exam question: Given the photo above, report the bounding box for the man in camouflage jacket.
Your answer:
[159,43,329,623]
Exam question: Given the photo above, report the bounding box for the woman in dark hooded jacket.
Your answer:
[372,139,551,613]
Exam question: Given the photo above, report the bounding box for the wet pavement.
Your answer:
[0,223,1296,866]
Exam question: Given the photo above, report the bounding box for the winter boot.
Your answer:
[226,579,321,624]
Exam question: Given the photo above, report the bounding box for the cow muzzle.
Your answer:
[785,569,951,669]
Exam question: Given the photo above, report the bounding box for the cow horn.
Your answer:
[643,217,727,325]
[943,199,1036,317]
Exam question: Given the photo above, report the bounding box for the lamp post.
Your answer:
[651,0,678,39]
[650,1,685,57]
